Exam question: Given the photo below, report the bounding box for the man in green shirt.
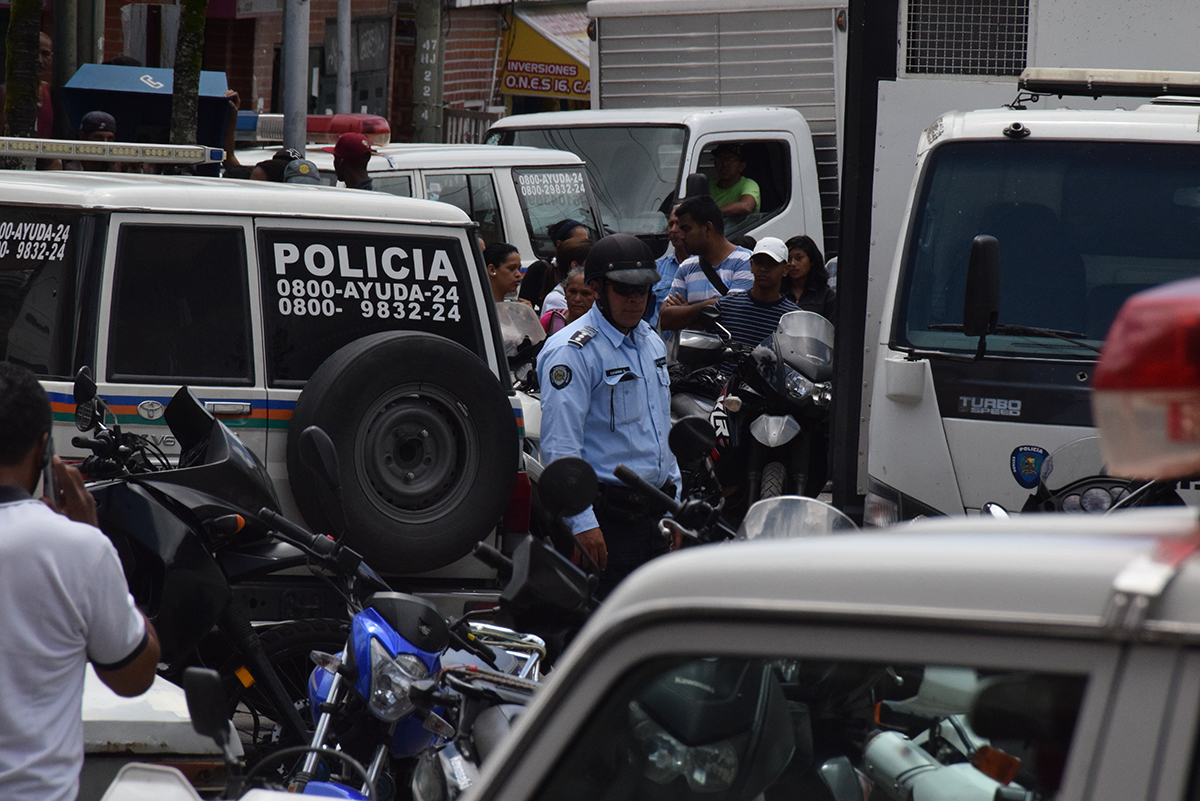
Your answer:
[708,143,760,217]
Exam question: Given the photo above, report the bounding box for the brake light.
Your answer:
[505,470,532,533]
[1093,277,1200,478]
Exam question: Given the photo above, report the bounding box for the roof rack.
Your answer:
[0,137,224,164]
[1018,68,1200,99]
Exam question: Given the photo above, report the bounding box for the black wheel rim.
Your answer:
[356,383,479,524]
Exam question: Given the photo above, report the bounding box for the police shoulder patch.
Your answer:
[549,364,573,389]
[568,326,598,348]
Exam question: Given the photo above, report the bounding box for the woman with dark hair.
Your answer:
[518,220,591,308]
[782,235,836,326]
[537,239,592,317]
[485,242,528,305]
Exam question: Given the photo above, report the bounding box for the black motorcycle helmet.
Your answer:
[584,233,660,287]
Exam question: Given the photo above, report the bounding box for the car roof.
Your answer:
[0,170,474,224]
[487,106,807,129]
[921,103,1200,155]
[236,144,585,172]
[587,506,1200,644]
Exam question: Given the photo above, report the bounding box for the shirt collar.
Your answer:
[0,484,32,504]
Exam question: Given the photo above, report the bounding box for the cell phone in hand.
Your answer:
[42,435,61,509]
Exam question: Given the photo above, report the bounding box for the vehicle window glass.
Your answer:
[534,655,1087,801]
[374,175,413,197]
[512,167,601,259]
[508,125,687,237]
[108,225,252,384]
[698,139,793,239]
[0,211,83,377]
[425,174,502,246]
[259,229,481,386]
[896,140,1200,358]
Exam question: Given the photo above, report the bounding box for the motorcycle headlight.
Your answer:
[629,702,738,792]
[368,638,429,722]
[785,368,815,402]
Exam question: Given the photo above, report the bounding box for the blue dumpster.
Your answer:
[63,64,230,149]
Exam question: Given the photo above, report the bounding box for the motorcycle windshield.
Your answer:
[736,496,857,541]
[497,300,547,358]
[1040,436,1108,492]
[773,311,834,383]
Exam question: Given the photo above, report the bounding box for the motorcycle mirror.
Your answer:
[539,457,598,518]
[182,667,232,748]
[299,425,342,494]
[963,235,1000,338]
[73,366,96,405]
[74,399,98,432]
[669,416,717,464]
[684,172,709,199]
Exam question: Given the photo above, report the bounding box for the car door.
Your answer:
[92,214,267,463]
[470,616,1123,801]
[419,171,509,256]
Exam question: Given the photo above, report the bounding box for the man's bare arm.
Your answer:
[720,194,757,216]
[659,297,719,331]
[95,613,161,698]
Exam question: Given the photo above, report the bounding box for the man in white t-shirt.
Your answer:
[0,363,160,801]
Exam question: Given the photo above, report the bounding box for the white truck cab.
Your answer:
[865,77,1200,523]
[235,143,604,266]
[486,107,826,252]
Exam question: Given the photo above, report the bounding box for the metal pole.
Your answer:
[830,0,898,522]
[76,0,94,66]
[94,0,106,63]
[336,0,351,113]
[283,0,311,154]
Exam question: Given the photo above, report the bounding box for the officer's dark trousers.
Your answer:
[593,495,670,599]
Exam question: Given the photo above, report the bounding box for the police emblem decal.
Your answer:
[549,364,572,389]
[1010,445,1049,489]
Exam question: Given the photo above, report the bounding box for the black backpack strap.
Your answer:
[697,258,729,296]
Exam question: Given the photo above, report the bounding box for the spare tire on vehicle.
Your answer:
[287,332,518,574]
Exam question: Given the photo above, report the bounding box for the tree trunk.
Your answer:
[169,0,209,146]
[3,0,42,169]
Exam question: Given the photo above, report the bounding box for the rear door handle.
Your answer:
[205,401,253,417]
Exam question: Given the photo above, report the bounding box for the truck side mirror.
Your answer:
[963,235,1000,338]
[684,172,709,199]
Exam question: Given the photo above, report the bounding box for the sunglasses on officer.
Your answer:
[609,281,651,297]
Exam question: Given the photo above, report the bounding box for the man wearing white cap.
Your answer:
[712,236,799,376]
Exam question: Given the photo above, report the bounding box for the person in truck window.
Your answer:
[708,143,760,218]
[782,235,837,326]
[0,363,160,801]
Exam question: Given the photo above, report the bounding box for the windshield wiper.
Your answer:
[930,323,1103,359]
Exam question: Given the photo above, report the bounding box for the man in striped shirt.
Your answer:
[713,237,799,376]
[658,194,753,331]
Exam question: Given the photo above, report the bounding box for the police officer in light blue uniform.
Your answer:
[538,234,681,597]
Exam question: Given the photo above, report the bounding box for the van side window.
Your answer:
[699,140,793,238]
[0,210,84,378]
[108,225,253,384]
[426,174,502,245]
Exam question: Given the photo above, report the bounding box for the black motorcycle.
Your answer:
[70,368,388,757]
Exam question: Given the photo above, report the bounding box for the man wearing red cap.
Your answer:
[323,131,375,190]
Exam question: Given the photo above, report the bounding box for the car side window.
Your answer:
[373,175,413,197]
[534,654,1087,801]
[425,173,502,246]
[108,224,253,384]
[699,139,793,238]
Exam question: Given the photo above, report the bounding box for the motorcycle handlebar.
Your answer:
[473,542,514,581]
[71,436,110,453]
[613,464,681,516]
[258,507,337,558]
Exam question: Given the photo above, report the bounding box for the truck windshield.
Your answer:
[896,140,1200,358]
[502,125,686,236]
[511,166,602,259]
